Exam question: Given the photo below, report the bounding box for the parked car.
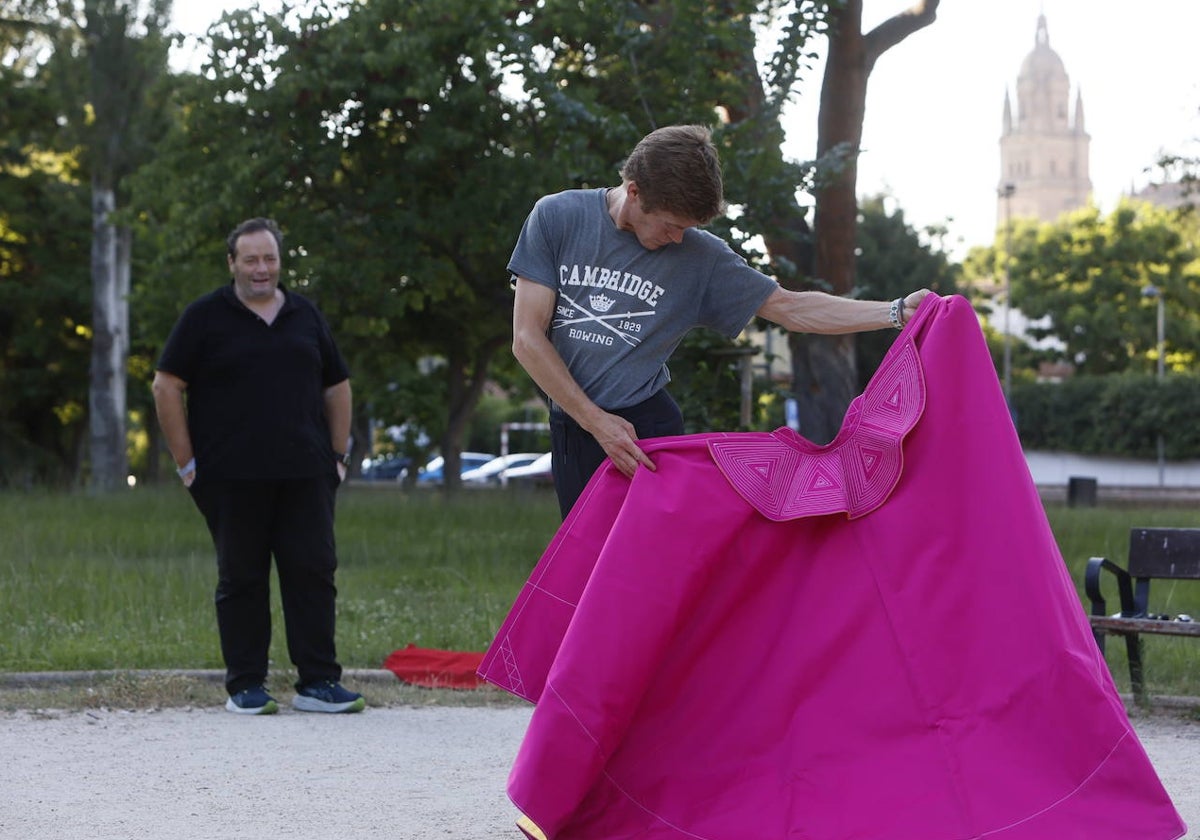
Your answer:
[499,451,554,487]
[358,455,412,482]
[461,453,546,487]
[415,452,497,486]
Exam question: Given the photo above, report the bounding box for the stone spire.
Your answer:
[997,14,1092,229]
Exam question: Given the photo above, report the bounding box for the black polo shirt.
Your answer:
[157,283,350,481]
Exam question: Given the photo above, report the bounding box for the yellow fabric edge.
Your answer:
[516,813,548,840]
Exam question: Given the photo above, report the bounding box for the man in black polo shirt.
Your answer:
[152,217,364,715]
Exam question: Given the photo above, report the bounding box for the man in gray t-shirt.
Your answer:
[510,124,929,517]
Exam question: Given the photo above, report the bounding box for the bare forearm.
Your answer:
[513,329,605,431]
[323,379,352,453]
[151,374,193,468]
[758,289,927,334]
[510,277,660,477]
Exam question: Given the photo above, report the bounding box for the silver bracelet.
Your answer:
[177,457,196,478]
[888,297,905,330]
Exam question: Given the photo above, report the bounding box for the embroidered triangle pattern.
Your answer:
[498,636,525,698]
[704,436,802,517]
[710,340,925,521]
[858,446,884,479]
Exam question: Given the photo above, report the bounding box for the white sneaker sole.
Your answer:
[291,695,365,713]
[224,697,279,715]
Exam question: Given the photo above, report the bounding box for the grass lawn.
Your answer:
[0,485,1196,701]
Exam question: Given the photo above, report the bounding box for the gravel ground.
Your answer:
[0,703,1196,840]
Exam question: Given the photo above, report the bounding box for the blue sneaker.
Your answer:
[292,680,365,713]
[225,686,279,715]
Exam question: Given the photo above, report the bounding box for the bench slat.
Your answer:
[1129,528,1200,579]
[1088,616,1200,638]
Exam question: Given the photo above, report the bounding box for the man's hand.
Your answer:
[588,412,657,478]
[178,458,196,488]
[902,288,932,321]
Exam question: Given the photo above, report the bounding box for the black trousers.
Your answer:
[189,474,342,694]
[550,389,685,519]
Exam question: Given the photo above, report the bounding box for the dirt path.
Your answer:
[0,705,1195,839]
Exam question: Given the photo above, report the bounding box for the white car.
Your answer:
[461,453,545,486]
[499,452,554,486]
[415,452,497,486]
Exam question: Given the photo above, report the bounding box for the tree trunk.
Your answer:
[787,0,868,443]
[88,184,128,491]
[439,339,505,492]
[714,2,830,440]
[790,0,940,443]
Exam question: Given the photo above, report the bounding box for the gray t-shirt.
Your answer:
[508,188,778,410]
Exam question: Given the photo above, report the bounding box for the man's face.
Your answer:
[228,230,281,302]
[623,185,700,250]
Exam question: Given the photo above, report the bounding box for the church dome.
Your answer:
[998,12,1091,230]
[1018,15,1067,81]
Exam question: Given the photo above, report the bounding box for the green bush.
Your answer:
[1014,374,1200,459]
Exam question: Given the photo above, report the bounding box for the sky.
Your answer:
[778,0,1200,255]
[174,0,1200,258]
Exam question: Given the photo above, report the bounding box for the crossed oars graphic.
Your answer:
[552,291,655,347]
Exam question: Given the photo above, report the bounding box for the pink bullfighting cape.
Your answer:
[479,294,1185,840]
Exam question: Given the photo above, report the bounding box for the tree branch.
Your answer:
[863,0,940,70]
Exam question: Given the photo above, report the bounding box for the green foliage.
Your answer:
[125,0,542,477]
[464,391,549,454]
[956,202,1200,459]
[987,201,1200,376]
[1013,374,1200,459]
[0,1,176,487]
[0,115,92,486]
[669,331,758,433]
[853,195,961,386]
[121,0,830,478]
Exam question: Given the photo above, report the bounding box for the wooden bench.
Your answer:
[1085,527,1200,700]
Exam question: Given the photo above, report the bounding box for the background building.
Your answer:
[997,14,1092,226]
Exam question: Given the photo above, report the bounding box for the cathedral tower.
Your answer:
[998,15,1092,228]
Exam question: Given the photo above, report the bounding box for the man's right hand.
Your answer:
[589,412,657,479]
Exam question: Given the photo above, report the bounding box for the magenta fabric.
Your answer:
[478,294,1186,840]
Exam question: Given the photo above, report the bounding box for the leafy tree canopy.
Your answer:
[969,200,1200,377]
[126,0,832,480]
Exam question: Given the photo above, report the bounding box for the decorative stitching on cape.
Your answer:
[709,338,925,520]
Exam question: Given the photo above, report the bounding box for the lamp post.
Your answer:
[998,183,1016,401]
[1142,283,1166,486]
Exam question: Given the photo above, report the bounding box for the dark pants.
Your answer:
[550,389,685,519]
[189,474,342,695]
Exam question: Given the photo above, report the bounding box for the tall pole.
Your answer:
[1156,291,1166,380]
[999,183,1016,401]
[1156,290,1165,487]
[1143,284,1166,486]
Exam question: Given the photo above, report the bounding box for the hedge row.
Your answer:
[1012,374,1200,460]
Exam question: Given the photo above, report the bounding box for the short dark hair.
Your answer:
[619,125,725,224]
[227,217,284,260]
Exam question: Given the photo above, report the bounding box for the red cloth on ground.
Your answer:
[383,644,486,689]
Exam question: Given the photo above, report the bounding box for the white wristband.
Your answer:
[177,458,196,477]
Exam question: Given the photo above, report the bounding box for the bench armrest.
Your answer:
[1084,556,1138,617]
